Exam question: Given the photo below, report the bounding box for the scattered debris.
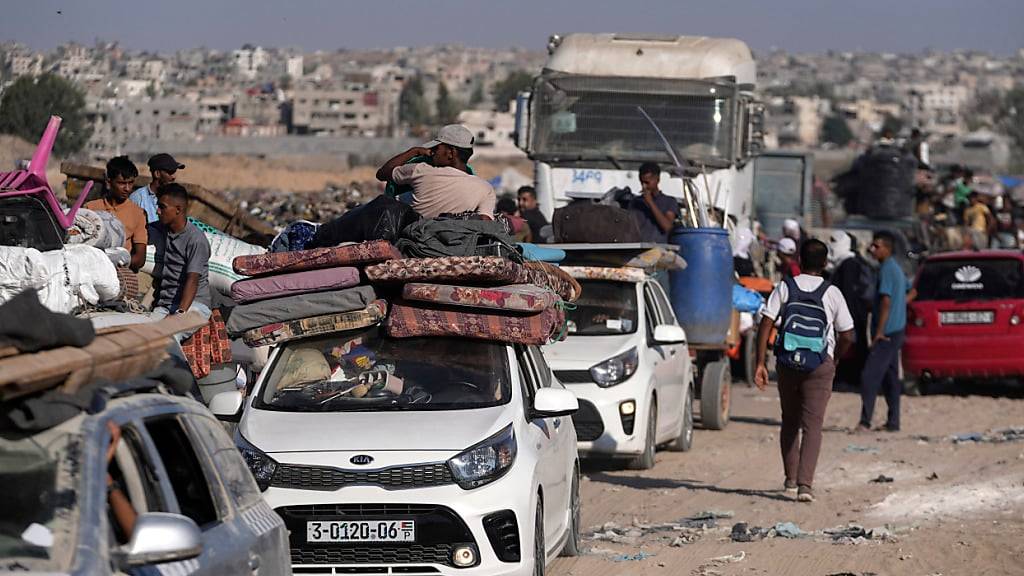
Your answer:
[693,551,746,576]
[730,522,766,543]
[613,551,655,562]
[706,551,746,564]
[927,472,939,480]
[771,521,804,538]
[845,444,881,454]
[952,428,1024,444]
[870,475,894,483]
[824,525,869,540]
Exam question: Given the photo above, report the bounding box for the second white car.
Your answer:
[544,271,694,469]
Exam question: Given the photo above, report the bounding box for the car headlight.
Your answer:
[235,431,278,492]
[448,424,516,490]
[590,347,639,387]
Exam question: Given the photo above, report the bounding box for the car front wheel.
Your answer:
[533,499,545,576]
[627,401,657,470]
[559,464,582,557]
[668,385,694,452]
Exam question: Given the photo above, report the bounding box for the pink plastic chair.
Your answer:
[0,116,94,229]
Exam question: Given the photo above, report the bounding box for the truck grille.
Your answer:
[272,463,454,491]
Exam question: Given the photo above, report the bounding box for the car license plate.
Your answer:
[306,520,415,543]
[940,311,994,325]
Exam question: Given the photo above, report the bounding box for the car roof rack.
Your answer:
[546,242,683,272]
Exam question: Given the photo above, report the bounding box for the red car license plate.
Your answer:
[939,311,994,325]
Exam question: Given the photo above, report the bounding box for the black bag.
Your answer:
[552,201,643,243]
[840,147,917,220]
[308,195,420,248]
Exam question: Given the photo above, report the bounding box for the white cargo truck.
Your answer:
[515,33,764,228]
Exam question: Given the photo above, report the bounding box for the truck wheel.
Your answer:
[627,402,657,470]
[700,360,731,430]
[668,384,694,452]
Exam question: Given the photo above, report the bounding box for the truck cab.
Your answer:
[515,33,764,227]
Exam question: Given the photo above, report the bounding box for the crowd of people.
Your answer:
[83,152,212,337]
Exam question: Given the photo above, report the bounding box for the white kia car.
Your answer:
[543,269,694,469]
[212,326,581,575]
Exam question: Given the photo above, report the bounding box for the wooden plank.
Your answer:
[60,161,276,239]
[0,313,208,402]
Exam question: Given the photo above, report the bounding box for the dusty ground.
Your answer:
[167,155,534,193]
[550,382,1024,576]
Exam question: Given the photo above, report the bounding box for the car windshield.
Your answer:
[0,429,78,571]
[915,258,1024,301]
[255,327,511,412]
[565,280,639,336]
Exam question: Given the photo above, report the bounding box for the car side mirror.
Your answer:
[210,390,244,421]
[531,387,579,418]
[653,324,687,345]
[114,513,202,568]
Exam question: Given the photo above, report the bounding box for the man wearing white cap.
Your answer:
[778,237,801,278]
[376,124,496,219]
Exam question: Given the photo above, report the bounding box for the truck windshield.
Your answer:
[531,73,736,164]
[566,280,639,336]
[0,431,77,572]
[915,258,1024,301]
[256,327,512,412]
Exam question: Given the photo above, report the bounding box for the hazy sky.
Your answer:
[2,0,1022,55]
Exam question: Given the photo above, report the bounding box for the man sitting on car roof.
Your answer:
[375,124,496,219]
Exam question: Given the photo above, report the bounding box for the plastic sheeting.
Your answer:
[0,244,121,313]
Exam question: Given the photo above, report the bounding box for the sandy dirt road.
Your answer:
[549,383,1024,576]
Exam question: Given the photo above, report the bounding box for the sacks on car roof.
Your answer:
[0,244,120,314]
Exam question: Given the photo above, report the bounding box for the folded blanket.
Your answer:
[226,285,377,337]
[230,266,361,304]
[402,283,559,313]
[233,240,400,277]
[366,256,532,285]
[386,299,565,345]
[242,300,388,347]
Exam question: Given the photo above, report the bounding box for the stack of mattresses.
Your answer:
[365,255,579,346]
[227,240,398,346]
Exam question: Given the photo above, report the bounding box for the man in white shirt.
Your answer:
[754,238,855,503]
[376,124,496,219]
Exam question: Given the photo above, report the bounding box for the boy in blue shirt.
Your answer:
[857,231,908,432]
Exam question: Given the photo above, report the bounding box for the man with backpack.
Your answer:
[755,239,855,503]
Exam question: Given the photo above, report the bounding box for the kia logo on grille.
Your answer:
[350,455,374,466]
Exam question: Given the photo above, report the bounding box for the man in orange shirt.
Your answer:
[85,156,148,272]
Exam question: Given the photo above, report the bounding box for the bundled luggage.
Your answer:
[228,226,578,348]
[552,201,643,243]
[835,145,918,220]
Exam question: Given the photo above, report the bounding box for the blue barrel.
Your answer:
[668,227,733,346]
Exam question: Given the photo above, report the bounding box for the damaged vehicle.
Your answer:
[0,381,291,575]
[215,327,581,575]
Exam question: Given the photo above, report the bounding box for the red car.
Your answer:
[903,250,1024,390]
